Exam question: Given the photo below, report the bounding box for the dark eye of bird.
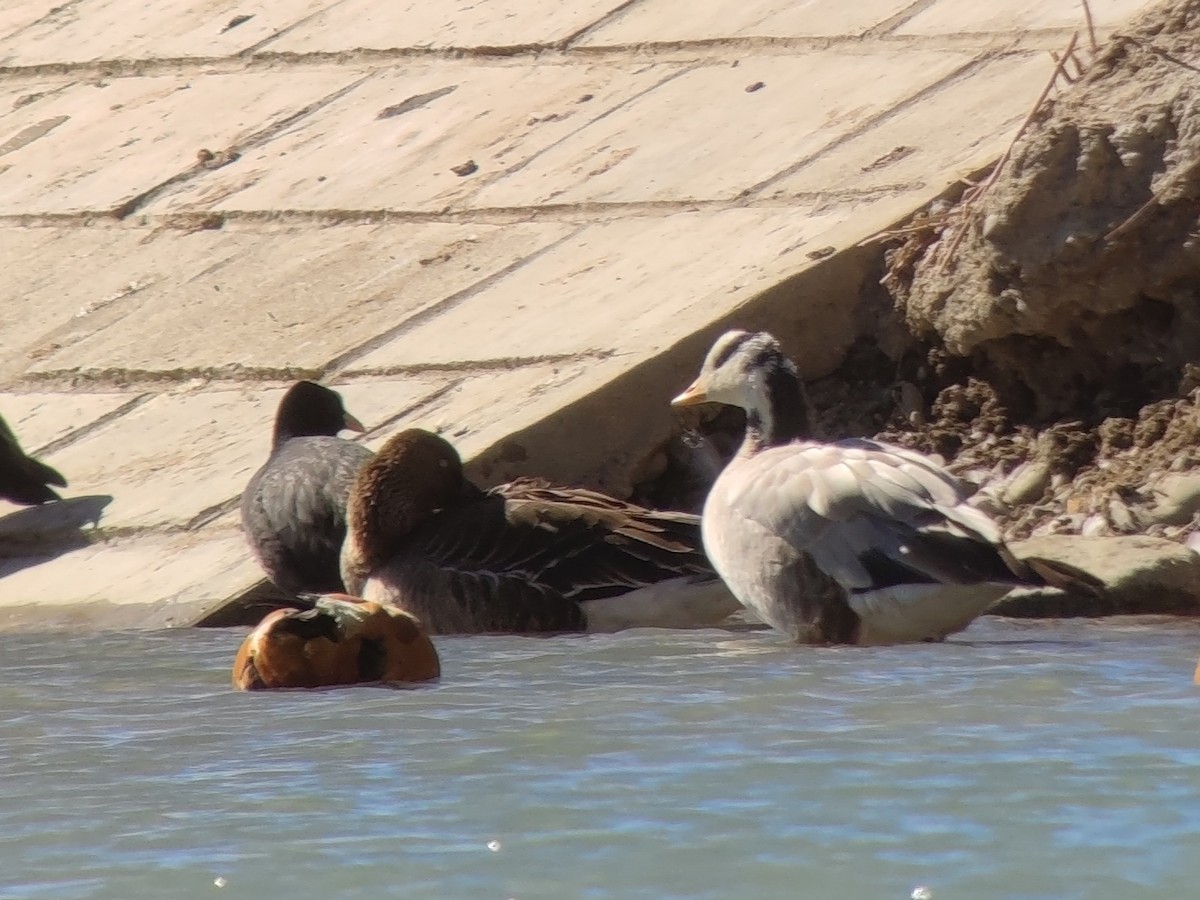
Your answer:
[751,347,778,370]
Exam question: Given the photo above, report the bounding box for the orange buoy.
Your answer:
[232,593,440,691]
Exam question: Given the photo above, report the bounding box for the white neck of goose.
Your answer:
[740,358,811,455]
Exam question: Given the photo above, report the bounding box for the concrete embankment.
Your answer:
[0,0,1162,628]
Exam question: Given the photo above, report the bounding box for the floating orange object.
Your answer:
[232,593,440,691]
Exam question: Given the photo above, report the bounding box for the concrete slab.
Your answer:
[0,0,334,66]
[768,54,1052,195]
[33,378,445,532]
[19,221,567,379]
[0,391,137,453]
[146,62,683,214]
[0,2,64,44]
[0,531,260,630]
[37,384,283,531]
[0,70,361,215]
[468,51,976,207]
[349,198,923,371]
[368,362,598,462]
[267,0,627,53]
[895,0,1155,34]
[335,376,454,441]
[0,228,138,382]
[579,0,914,44]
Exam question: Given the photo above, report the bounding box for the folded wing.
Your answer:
[733,438,1019,594]
[372,480,716,633]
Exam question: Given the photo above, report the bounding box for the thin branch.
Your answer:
[1118,35,1200,77]
[1103,193,1162,241]
[1081,0,1099,54]
[1105,158,1200,241]
[855,216,949,247]
[932,32,1081,271]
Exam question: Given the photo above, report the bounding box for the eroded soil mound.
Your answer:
[878,374,1200,541]
[875,0,1200,542]
[890,0,1200,423]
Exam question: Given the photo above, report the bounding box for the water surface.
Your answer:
[2,617,1199,899]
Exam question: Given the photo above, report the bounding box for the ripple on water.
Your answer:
[1,618,1199,898]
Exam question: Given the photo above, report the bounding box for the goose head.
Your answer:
[341,429,472,594]
[672,330,812,453]
[272,381,365,448]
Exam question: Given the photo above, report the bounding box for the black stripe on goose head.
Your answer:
[706,329,755,370]
[744,333,810,447]
[345,429,471,576]
[272,381,364,448]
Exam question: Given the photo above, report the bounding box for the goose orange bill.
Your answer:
[671,379,709,407]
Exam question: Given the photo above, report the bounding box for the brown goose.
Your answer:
[232,592,440,690]
[340,429,740,634]
[672,330,1097,645]
[0,414,66,506]
[240,381,373,595]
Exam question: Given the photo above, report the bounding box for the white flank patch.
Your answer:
[850,582,1012,645]
[583,578,741,632]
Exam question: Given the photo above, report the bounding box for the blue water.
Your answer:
[2,617,1199,899]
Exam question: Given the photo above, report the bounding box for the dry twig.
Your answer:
[928,31,1082,272]
[1081,0,1098,54]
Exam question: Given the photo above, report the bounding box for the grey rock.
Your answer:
[994,534,1200,617]
[1143,472,1200,527]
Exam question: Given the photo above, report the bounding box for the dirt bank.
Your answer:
[879,0,1200,545]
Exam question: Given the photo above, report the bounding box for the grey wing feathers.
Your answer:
[241,436,373,594]
[735,439,1018,591]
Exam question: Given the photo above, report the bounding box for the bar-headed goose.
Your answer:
[232,592,440,690]
[672,329,1094,645]
[340,428,740,635]
[241,381,373,595]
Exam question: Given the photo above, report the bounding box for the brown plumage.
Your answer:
[232,593,440,690]
[340,429,739,635]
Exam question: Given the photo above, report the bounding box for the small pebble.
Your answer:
[745,81,765,92]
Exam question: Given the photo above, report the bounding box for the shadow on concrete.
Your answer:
[191,577,294,628]
[0,494,114,579]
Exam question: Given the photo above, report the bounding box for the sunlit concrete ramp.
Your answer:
[0,0,1161,628]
